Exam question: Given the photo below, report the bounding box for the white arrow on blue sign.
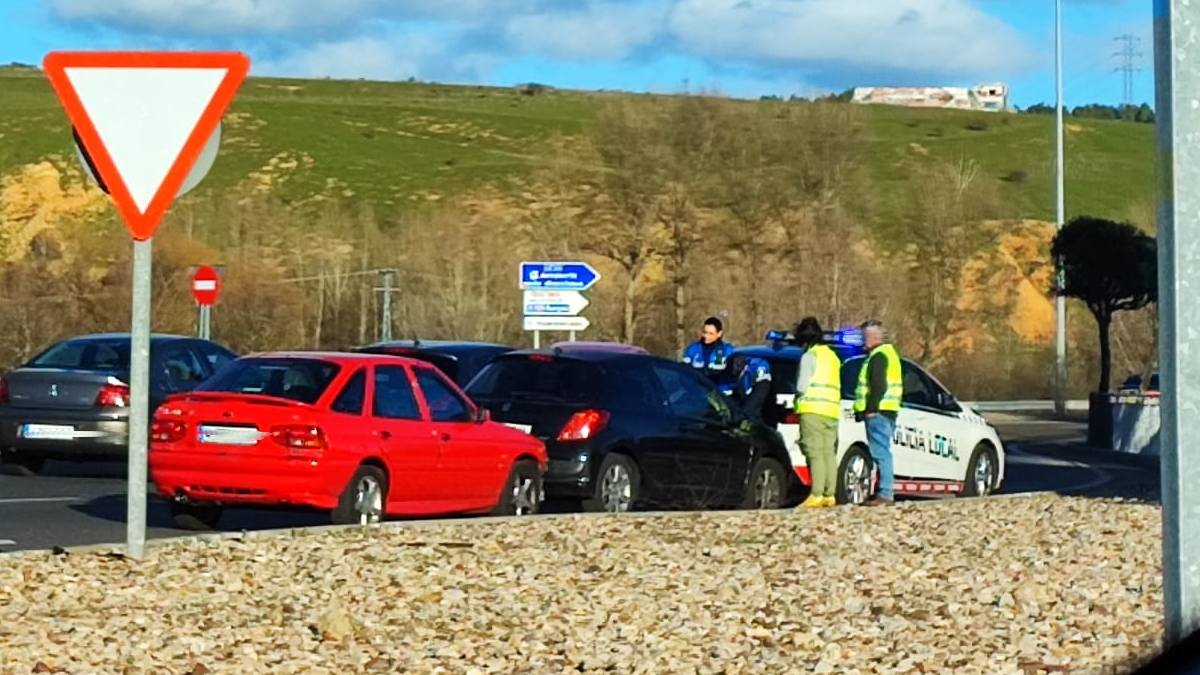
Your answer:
[519,261,600,291]
[523,290,589,316]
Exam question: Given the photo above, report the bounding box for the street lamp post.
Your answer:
[1054,0,1068,417]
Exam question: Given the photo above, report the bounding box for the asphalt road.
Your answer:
[0,414,1159,554]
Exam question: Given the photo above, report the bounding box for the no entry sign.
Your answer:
[192,265,221,306]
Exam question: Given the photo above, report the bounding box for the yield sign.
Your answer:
[42,51,250,240]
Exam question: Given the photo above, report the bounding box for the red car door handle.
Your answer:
[379,430,392,440]
[441,433,451,442]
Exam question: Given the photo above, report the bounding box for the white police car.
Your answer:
[732,330,1005,504]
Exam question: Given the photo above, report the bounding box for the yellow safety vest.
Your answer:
[854,344,903,413]
[796,344,842,419]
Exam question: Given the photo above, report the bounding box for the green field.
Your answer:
[0,66,1157,234]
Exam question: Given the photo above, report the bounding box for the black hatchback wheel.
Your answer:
[743,457,787,509]
[583,454,639,513]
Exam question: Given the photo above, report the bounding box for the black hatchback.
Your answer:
[354,340,513,388]
[465,348,796,512]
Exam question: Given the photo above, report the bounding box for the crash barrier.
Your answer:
[1108,392,1160,458]
[963,400,1088,412]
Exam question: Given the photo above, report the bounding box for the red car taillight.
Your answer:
[270,425,328,455]
[95,383,130,408]
[557,409,610,442]
[0,377,9,404]
[151,419,187,443]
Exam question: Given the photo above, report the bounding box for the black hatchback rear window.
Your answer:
[466,356,599,404]
[197,358,341,405]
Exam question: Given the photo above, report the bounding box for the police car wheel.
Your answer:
[836,445,874,506]
[962,444,998,497]
[743,457,787,509]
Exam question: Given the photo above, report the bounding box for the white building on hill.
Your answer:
[851,83,1011,112]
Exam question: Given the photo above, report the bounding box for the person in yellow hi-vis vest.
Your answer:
[853,320,903,506]
[794,317,841,508]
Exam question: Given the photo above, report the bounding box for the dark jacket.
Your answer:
[860,352,897,420]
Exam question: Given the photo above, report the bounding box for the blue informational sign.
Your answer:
[519,261,600,291]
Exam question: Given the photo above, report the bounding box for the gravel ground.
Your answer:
[0,494,1162,674]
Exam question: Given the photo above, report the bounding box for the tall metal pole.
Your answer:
[380,270,394,342]
[1054,0,1068,417]
[1155,0,1200,646]
[127,238,152,560]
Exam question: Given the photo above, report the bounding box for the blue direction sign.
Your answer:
[519,261,600,291]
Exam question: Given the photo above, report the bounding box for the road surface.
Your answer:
[0,413,1157,553]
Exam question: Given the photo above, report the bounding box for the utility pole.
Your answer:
[1155,0,1200,647]
[375,268,397,342]
[1054,0,1067,418]
[1114,33,1143,108]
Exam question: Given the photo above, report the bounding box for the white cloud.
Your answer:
[46,0,563,36]
[504,4,665,60]
[666,0,1038,79]
[48,0,379,34]
[254,33,499,84]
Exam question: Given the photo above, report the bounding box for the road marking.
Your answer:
[0,496,80,504]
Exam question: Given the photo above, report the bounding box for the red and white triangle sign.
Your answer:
[43,52,250,240]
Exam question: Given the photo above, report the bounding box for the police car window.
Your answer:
[901,361,938,408]
[652,365,715,419]
[840,357,865,400]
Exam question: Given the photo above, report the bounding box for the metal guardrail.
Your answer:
[962,400,1089,412]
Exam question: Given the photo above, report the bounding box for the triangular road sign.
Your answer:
[43,52,249,240]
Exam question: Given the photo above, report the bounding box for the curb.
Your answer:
[0,489,1075,560]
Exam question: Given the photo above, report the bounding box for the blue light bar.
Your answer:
[765,329,788,342]
[835,329,865,347]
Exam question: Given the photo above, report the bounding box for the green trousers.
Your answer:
[799,413,839,498]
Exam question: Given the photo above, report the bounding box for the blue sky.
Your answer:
[0,1,1155,109]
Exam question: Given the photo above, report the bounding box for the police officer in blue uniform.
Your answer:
[729,354,773,424]
[682,316,736,386]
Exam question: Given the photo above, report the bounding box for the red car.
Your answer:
[149,352,547,529]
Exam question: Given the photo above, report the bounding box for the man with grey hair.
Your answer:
[852,320,903,506]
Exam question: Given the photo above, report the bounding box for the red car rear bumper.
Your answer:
[150,451,353,510]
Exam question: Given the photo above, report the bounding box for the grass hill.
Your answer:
[0,66,1159,398]
[0,66,1157,237]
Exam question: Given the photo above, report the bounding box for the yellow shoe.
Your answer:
[820,496,837,508]
[800,495,824,508]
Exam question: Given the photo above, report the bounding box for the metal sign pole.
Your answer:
[126,238,152,559]
[533,330,540,350]
[569,330,577,343]
[198,304,211,340]
[1156,0,1200,646]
